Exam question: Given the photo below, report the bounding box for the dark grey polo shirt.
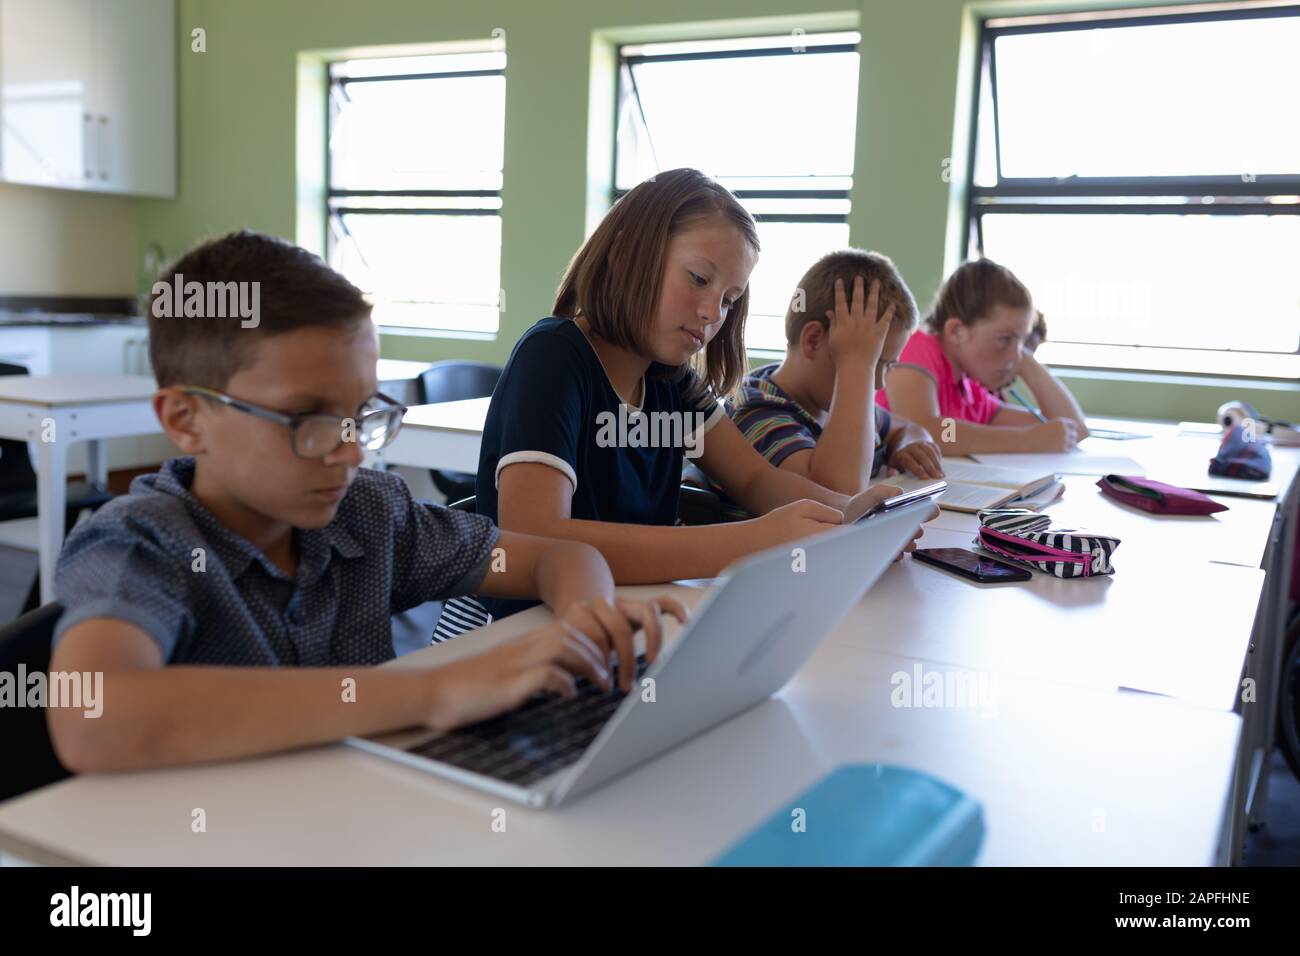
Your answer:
[52,458,499,666]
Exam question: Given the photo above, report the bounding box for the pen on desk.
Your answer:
[1008,387,1046,423]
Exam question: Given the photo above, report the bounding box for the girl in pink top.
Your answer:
[877,259,1089,456]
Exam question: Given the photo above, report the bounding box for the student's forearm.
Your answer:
[498,514,765,583]
[51,667,431,772]
[731,464,850,516]
[533,540,616,611]
[1019,361,1089,436]
[807,358,876,494]
[911,414,1038,457]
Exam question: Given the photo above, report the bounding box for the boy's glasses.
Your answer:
[877,358,898,382]
[181,386,407,460]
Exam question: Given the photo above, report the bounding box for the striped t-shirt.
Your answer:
[716,364,891,518]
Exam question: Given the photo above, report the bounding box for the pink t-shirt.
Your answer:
[876,330,1002,426]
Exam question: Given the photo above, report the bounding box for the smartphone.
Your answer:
[855,480,947,522]
[912,547,1032,583]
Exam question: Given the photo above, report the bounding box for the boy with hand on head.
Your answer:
[722,250,943,515]
[48,230,683,774]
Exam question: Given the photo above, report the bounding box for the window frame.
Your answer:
[611,35,858,216]
[963,4,1300,376]
[611,34,861,353]
[324,55,506,335]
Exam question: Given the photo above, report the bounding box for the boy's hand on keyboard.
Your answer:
[555,596,688,692]
[421,624,618,728]
[423,624,611,731]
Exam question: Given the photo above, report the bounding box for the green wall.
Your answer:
[138,0,1299,423]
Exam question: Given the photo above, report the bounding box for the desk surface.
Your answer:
[0,413,1281,866]
[1069,420,1299,500]
[859,527,1262,711]
[0,588,1241,866]
[400,396,492,432]
[928,473,1281,571]
[0,374,157,406]
[377,359,433,383]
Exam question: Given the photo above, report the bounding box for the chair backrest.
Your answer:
[447,495,476,512]
[0,601,72,800]
[676,484,725,526]
[0,362,37,490]
[417,361,502,406]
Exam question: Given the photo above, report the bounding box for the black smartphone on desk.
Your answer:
[912,547,1032,583]
[855,480,947,522]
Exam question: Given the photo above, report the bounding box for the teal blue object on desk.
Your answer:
[712,764,984,867]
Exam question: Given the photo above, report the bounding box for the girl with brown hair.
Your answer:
[473,169,915,620]
[879,258,1089,456]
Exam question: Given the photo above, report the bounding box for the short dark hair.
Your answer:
[785,248,917,346]
[146,230,372,389]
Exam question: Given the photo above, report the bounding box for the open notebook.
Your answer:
[893,461,1062,513]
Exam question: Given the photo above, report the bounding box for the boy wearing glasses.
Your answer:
[48,230,684,773]
[719,250,942,517]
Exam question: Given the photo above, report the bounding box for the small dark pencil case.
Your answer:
[1097,474,1228,516]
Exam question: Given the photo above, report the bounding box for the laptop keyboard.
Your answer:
[406,654,650,788]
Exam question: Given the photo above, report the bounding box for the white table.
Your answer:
[376,359,433,407]
[0,585,1243,866]
[368,396,489,473]
[367,404,1295,826]
[926,417,1300,861]
[0,411,1283,865]
[869,526,1263,711]
[0,374,160,603]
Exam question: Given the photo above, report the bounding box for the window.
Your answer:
[327,50,505,334]
[614,32,861,352]
[966,5,1300,379]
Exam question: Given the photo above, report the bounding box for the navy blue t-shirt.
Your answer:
[476,316,724,617]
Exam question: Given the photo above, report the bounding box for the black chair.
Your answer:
[0,601,72,801]
[416,361,502,504]
[0,362,114,610]
[676,484,725,525]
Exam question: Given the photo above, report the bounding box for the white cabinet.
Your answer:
[0,0,175,196]
[0,0,94,189]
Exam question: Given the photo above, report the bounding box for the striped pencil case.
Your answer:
[975,508,1121,579]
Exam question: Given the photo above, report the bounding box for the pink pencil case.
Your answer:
[1096,474,1228,516]
[975,509,1120,579]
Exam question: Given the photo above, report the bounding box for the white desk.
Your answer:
[865,527,1262,711]
[938,417,1300,857]
[0,374,160,603]
[369,396,489,473]
[376,359,433,407]
[0,411,1284,866]
[928,473,1280,572]
[0,587,1242,866]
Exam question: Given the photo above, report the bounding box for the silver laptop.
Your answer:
[347,497,934,808]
